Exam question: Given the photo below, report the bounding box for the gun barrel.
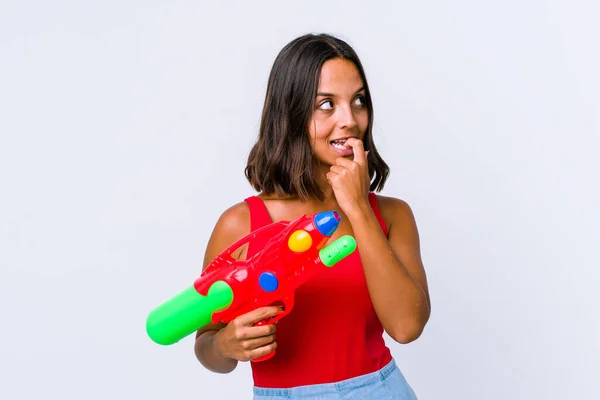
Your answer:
[146,280,233,345]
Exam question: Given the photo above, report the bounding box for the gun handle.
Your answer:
[251,319,277,362]
[252,349,276,362]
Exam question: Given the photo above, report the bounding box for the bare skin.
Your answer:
[194,58,430,373]
[193,204,280,374]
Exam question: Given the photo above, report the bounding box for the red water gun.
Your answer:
[146,211,357,362]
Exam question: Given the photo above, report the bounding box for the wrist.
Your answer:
[345,200,374,223]
[200,330,238,373]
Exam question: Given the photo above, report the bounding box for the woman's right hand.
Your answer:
[213,306,282,362]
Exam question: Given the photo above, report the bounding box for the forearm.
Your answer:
[194,330,238,374]
[348,205,430,343]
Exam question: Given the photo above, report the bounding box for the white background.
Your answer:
[1,1,598,399]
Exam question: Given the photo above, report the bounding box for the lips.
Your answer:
[330,139,350,150]
[329,136,356,148]
[329,137,354,156]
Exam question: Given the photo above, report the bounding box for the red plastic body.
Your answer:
[193,212,339,362]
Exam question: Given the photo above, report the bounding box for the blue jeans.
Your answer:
[253,358,417,399]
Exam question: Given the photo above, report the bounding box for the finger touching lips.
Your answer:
[346,138,365,162]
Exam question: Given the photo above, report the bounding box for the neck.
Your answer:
[314,166,338,205]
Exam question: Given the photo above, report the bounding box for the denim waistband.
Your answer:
[253,358,398,397]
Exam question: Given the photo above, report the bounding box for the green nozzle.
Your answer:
[146,280,233,345]
[319,235,357,267]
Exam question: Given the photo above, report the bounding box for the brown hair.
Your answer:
[245,33,389,201]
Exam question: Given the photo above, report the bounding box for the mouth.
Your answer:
[329,138,354,156]
[330,138,351,150]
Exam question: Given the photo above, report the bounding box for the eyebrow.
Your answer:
[317,86,365,97]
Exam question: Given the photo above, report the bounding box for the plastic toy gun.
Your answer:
[146,210,356,361]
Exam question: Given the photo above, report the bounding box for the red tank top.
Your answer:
[243,192,392,388]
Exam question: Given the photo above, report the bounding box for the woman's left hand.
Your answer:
[326,137,371,218]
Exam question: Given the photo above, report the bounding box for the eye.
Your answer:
[354,96,365,106]
[318,100,334,110]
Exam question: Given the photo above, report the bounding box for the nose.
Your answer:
[337,104,358,130]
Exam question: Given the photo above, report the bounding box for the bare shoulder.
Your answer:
[202,201,251,269]
[373,194,417,228]
[213,201,251,235]
[373,194,424,271]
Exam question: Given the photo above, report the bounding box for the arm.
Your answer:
[195,328,236,373]
[193,202,249,373]
[347,196,430,344]
[193,202,279,372]
[326,137,430,344]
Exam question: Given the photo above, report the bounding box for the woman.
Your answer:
[194,33,430,399]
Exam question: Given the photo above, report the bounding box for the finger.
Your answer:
[345,137,366,165]
[329,165,345,175]
[247,341,278,360]
[235,306,282,326]
[234,322,276,341]
[247,321,277,338]
[326,172,341,187]
[242,334,276,351]
[335,156,355,168]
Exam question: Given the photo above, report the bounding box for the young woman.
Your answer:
[194,33,430,399]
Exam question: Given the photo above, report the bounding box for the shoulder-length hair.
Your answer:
[245,33,389,201]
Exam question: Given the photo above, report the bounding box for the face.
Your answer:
[308,58,369,166]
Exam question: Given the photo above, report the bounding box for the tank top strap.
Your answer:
[244,196,273,230]
[368,192,389,237]
[244,196,273,257]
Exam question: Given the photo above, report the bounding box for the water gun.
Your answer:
[146,210,356,361]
